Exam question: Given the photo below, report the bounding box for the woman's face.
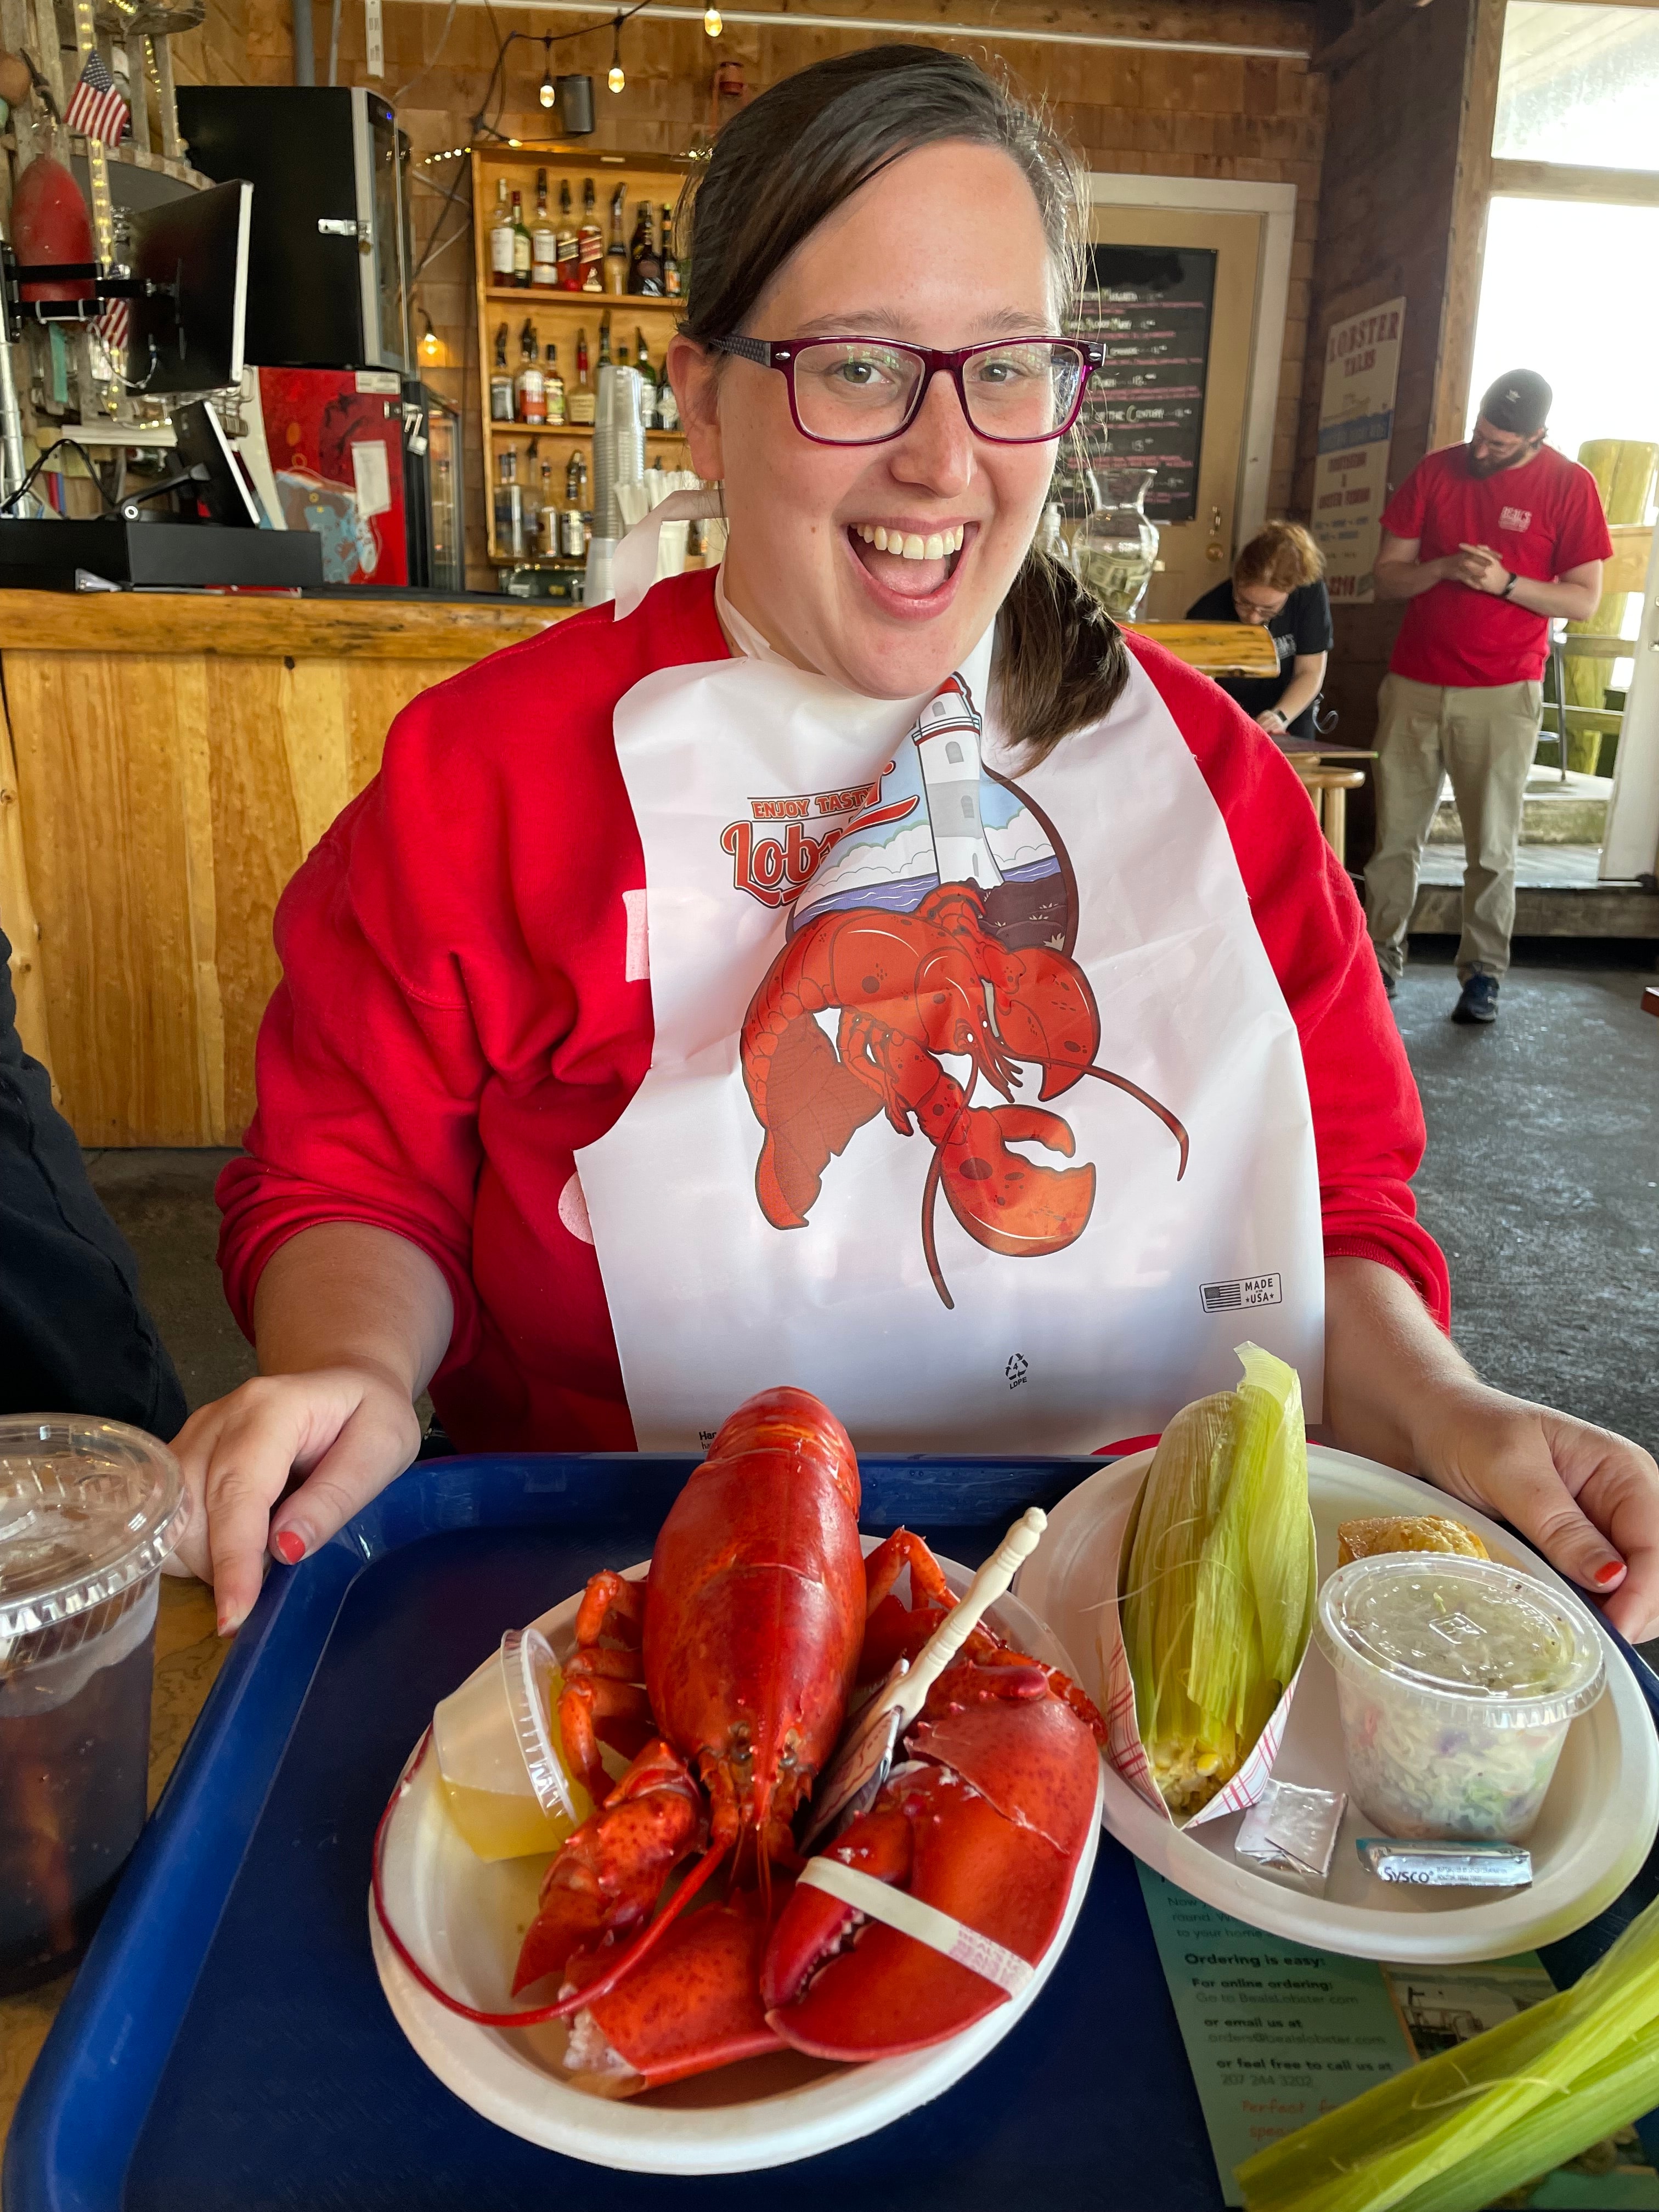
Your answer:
[669,141,1062,699]
[1232,578,1289,624]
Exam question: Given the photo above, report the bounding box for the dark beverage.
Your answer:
[0,1594,155,1993]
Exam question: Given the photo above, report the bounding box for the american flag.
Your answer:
[65,50,129,147]
[97,275,130,368]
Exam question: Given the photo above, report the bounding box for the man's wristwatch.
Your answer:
[1500,570,1519,599]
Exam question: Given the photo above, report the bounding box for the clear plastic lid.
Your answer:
[0,1415,187,1643]
[1316,1554,1606,1727]
[431,1627,577,1823]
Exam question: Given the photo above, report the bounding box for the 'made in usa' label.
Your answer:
[1200,1272,1283,1314]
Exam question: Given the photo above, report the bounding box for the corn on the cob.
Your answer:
[1237,1886,1659,2212]
[1120,1344,1313,1816]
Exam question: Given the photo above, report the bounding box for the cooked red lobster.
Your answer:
[509,1385,1104,2091]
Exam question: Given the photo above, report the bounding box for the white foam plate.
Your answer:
[370,1552,1102,2174]
[1015,1446,1659,1963]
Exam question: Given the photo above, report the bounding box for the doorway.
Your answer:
[1080,176,1296,622]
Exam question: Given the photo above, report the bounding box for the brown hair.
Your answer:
[1235,520,1324,594]
[677,45,1128,762]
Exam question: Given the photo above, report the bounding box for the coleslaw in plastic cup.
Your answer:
[1316,1554,1606,1842]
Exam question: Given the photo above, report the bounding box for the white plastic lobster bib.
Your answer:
[573,600,1324,1454]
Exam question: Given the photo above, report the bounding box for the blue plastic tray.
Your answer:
[8,1454,1659,2212]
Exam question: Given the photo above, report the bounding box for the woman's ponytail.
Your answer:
[994,550,1131,765]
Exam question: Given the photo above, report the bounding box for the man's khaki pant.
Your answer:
[1364,672,1542,984]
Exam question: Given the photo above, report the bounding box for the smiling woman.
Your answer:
[177,45,1659,1652]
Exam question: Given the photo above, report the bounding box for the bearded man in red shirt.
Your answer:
[1365,370,1610,1024]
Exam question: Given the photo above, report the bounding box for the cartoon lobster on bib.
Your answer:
[508,1387,1106,2090]
[738,882,1188,1307]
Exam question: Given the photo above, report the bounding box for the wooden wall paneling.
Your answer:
[1430,0,1504,454]
[0,673,52,1077]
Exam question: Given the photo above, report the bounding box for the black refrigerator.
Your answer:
[403,381,465,592]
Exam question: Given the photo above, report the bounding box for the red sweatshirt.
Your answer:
[218,568,1449,1451]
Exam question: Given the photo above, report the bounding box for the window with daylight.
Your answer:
[1493,1,1659,170]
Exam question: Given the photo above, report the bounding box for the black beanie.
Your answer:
[1478,369,1551,436]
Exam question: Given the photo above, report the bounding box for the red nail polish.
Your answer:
[273,1528,305,1566]
[1595,1560,1624,1587]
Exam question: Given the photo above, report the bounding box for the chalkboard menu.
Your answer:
[1054,244,1217,527]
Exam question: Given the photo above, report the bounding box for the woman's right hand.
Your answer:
[170,1362,423,1635]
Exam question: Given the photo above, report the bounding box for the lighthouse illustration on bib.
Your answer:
[734,672,1189,1307]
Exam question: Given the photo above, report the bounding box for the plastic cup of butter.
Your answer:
[430,1627,590,1861]
[1316,1554,1605,1845]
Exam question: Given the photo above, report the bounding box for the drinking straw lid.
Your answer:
[0,1415,187,1643]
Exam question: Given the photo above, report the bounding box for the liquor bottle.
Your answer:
[653,359,679,435]
[556,178,580,290]
[616,341,629,370]
[578,178,603,292]
[568,328,596,425]
[495,447,524,560]
[560,450,588,557]
[605,183,629,297]
[488,179,515,287]
[543,339,566,426]
[531,170,557,287]
[539,454,557,554]
[635,328,654,428]
[628,200,664,296]
[488,323,514,421]
[660,203,681,299]
[566,451,586,504]
[515,320,546,424]
[510,190,533,287]
[597,311,612,369]
[522,439,542,548]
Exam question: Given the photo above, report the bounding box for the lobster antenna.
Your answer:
[1082,1064,1190,1180]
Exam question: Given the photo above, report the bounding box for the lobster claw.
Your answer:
[512,1738,704,1996]
[939,1104,1097,1260]
[565,1889,787,2094]
[760,1675,1100,2063]
[989,948,1101,1102]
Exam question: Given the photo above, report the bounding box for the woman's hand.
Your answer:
[170,1220,454,1634]
[1324,1257,1659,1640]
[1410,1381,1659,1640]
[171,1363,422,1634]
[1255,708,1288,736]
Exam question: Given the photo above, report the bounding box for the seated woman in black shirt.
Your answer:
[1187,520,1334,743]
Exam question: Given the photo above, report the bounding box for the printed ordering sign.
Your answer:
[1138,1869,1659,2209]
[1310,296,1406,604]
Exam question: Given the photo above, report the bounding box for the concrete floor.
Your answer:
[84,950,1658,1461]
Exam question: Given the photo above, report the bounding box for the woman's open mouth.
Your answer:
[845,520,973,609]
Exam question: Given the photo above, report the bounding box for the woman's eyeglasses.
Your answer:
[708,335,1105,447]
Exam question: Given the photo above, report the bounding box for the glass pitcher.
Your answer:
[1071,468,1159,620]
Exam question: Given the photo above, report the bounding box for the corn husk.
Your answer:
[1120,1344,1313,1818]
[1236,1887,1659,2212]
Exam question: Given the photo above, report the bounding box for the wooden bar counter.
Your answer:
[0,595,1273,1148]
[0,592,563,1146]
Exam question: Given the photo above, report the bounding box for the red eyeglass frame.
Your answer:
[709,334,1107,447]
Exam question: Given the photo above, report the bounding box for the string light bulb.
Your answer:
[703,4,721,31]
[538,34,556,107]
[607,12,625,92]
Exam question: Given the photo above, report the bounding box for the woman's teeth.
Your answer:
[854,523,966,561]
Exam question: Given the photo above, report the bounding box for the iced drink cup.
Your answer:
[1316,1554,1606,1842]
[0,1417,186,1991]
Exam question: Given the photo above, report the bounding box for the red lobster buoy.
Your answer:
[11,154,95,304]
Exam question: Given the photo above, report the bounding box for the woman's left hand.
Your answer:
[1324,1259,1659,1642]
[1414,1381,1659,1641]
